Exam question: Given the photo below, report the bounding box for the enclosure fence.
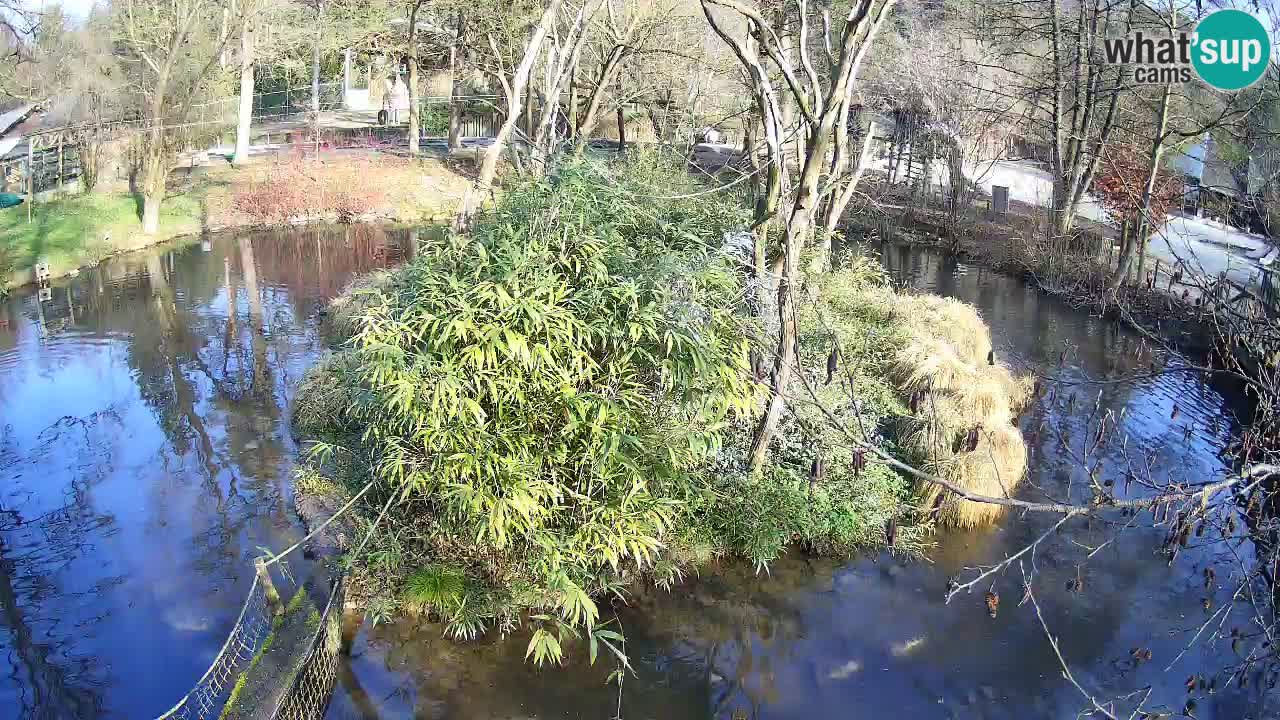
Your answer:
[270,577,348,720]
[152,479,382,720]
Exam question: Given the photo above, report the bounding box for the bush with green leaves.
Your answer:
[297,158,923,665]
[682,254,921,571]
[300,157,759,661]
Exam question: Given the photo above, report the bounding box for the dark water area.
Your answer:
[0,225,417,718]
[325,242,1271,720]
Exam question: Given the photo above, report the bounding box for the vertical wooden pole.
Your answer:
[26,141,33,223]
[255,558,283,616]
[615,71,626,152]
[617,102,626,152]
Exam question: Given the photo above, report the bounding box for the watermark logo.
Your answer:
[1102,9,1271,91]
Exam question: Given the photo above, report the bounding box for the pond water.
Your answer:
[0,229,1267,719]
[0,225,418,718]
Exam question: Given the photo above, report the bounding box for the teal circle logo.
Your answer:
[1192,9,1271,91]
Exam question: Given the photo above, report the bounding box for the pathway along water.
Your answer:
[324,241,1267,720]
[0,229,1265,718]
[0,225,419,718]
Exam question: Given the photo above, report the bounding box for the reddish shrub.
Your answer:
[233,156,388,225]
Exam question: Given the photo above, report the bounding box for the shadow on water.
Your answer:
[324,241,1269,720]
[0,224,421,718]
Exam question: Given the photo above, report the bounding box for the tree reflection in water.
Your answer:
[0,224,419,718]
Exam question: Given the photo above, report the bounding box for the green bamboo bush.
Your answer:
[298,158,760,658]
[295,158,923,664]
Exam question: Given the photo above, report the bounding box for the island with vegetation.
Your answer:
[291,156,1033,664]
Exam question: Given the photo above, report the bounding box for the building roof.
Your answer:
[0,104,36,137]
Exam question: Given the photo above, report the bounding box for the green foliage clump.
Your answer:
[683,255,921,570]
[297,158,928,664]
[302,157,758,659]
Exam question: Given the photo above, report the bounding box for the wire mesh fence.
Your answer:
[152,570,349,720]
[271,577,347,720]
[153,482,381,720]
[155,574,271,720]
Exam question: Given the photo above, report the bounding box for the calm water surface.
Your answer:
[0,225,416,718]
[1,230,1270,719]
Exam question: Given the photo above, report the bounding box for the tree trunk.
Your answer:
[748,271,796,468]
[1109,78,1172,292]
[311,0,326,114]
[615,97,625,151]
[523,80,534,138]
[823,119,876,238]
[141,144,166,235]
[233,16,255,166]
[447,11,465,151]
[574,48,626,151]
[566,66,578,142]
[455,0,561,230]
[406,3,421,156]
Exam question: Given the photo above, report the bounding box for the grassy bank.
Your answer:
[1,191,204,286]
[291,157,1031,664]
[1,153,470,291]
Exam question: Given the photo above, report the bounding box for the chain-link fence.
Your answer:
[271,577,347,720]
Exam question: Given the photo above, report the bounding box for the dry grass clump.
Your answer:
[883,291,1033,528]
[325,270,393,341]
[922,424,1029,528]
[985,364,1035,415]
[895,295,993,366]
[897,392,964,467]
[892,337,974,394]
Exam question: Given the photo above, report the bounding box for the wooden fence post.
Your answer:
[26,141,33,224]
[255,558,283,616]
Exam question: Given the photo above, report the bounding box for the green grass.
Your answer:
[0,191,204,283]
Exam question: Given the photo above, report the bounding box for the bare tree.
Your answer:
[454,0,563,229]
[115,0,239,234]
[702,0,897,469]
[977,0,1132,237]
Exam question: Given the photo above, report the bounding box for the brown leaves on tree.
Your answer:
[984,590,1000,618]
[1094,144,1182,227]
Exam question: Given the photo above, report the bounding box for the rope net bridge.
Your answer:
[156,481,379,720]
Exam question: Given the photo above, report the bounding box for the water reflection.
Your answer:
[327,241,1266,720]
[0,224,415,718]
